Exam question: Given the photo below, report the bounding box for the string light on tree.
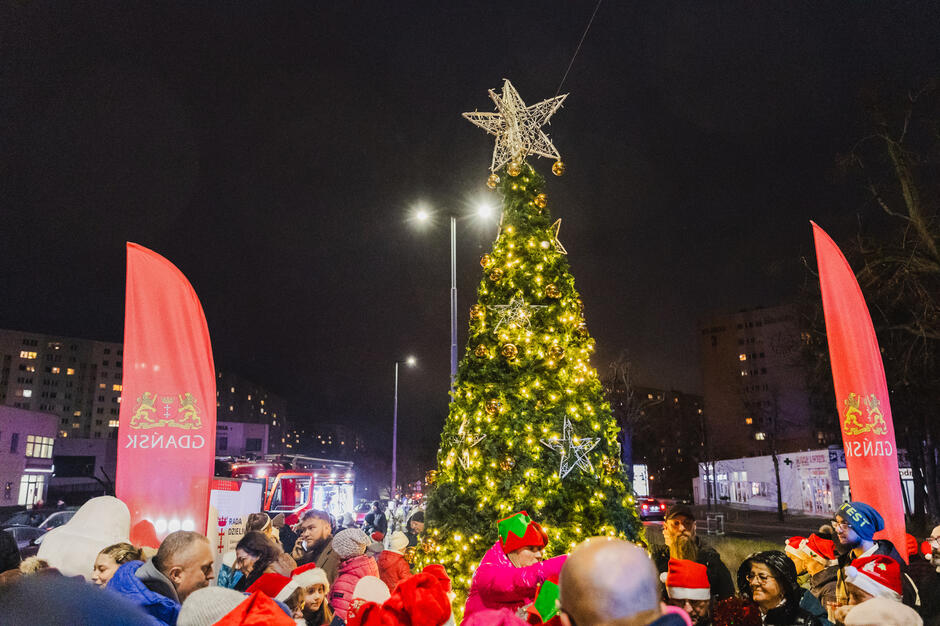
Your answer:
[490,295,547,332]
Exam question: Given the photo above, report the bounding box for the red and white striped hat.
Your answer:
[844,555,902,602]
[660,558,711,601]
[785,536,807,559]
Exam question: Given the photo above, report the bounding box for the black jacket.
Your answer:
[762,599,823,626]
[652,536,736,600]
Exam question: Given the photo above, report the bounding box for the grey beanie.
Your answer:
[177,586,248,626]
[332,527,371,559]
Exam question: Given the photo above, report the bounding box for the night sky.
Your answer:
[2,2,938,469]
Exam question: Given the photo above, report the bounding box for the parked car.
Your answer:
[354,502,372,526]
[37,510,75,532]
[637,497,666,520]
[1,507,76,530]
[3,525,45,559]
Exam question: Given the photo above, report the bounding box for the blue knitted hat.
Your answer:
[837,502,884,541]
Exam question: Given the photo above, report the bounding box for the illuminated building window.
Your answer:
[738,353,747,361]
[99,383,106,389]
[51,367,60,374]
[18,474,45,506]
[25,435,54,458]
[72,423,80,428]
[754,432,766,441]
[112,384,122,391]
[66,368,75,375]
[740,370,748,377]
[73,411,81,416]
[745,417,753,425]
[108,420,119,428]
[230,387,235,393]
[22,390,32,398]
[228,405,233,411]
[247,394,252,401]
[19,351,37,359]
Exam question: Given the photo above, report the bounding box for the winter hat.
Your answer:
[372,532,385,542]
[342,512,356,528]
[837,502,885,541]
[388,531,409,554]
[802,534,837,565]
[844,597,923,626]
[904,534,918,558]
[785,536,807,559]
[37,496,130,580]
[215,591,296,626]
[844,555,903,601]
[246,572,300,603]
[420,564,452,593]
[354,575,391,604]
[334,527,372,558]
[384,571,453,626]
[660,558,711,600]
[177,586,249,626]
[525,575,561,625]
[285,513,300,527]
[291,563,329,590]
[497,511,548,554]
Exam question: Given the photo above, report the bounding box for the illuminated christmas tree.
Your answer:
[416,80,644,609]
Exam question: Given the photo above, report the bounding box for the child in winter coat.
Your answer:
[377,531,413,592]
[329,528,380,621]
[463,511,567,620]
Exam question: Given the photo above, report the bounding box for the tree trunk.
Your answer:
[772,450,784,522]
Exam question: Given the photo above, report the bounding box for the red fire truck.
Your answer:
[218,455,356,521]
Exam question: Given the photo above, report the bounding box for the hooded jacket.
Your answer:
[107,559,180,626]
[329,554,381,620]
[463,542,566,621]
[377,550,412,592]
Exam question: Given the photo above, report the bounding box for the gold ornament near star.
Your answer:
[489,296,547,332]
[550,219,568,255]
[463,79,567,173]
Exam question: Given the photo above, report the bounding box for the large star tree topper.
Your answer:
[463,79,567,172]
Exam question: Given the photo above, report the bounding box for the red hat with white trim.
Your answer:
[844,555,902,601]
[802,534,837,565]
[660,558,711,601]
[247,572,300,603]
[785,536,807,559]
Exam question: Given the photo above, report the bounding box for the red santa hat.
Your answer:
[246,572,300,603]
[660,558,711,601]
[785,536,807,559]
[347,570,453,626]
[844,555,903,602]
[291,562,329,591]
[801,534,837,565]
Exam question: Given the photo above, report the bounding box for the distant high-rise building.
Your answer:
[283,422,365,458]
[0,329,287,444]
[699,304,816,459]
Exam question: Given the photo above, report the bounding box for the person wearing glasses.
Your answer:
[736,551,823,625]
[661,558,713,625]
[463,511,567,621]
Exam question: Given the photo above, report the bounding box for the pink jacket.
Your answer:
[329,554,380,620]
[462,542,567,622]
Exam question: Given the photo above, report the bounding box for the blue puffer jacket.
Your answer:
[107,559,181,626]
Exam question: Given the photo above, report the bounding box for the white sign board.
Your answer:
[207,477,265,573]
[633,463,649,497]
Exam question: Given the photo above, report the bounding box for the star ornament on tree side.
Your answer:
[463,79,567,173]
[489,295,547,332]
[541,417,600,479]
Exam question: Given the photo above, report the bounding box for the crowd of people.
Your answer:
[1,495,938,626]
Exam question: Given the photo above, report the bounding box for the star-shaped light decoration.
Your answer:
[489,295,547,332]
[451,420,487,470]
[540,417,600,480]
[463,79,567,172]
[549,219,567,255]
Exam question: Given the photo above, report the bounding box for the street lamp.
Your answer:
[391,355,417,498]
[410,201,496,395]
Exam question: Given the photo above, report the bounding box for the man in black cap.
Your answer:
[650,504,735,600]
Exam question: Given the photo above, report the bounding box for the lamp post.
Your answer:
[392,355,416,499]
[413,203,495,396]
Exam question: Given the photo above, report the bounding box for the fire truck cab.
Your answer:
[221,455,355,520]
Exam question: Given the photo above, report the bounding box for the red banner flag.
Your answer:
[812,222,906,561]
[116,243,216,546]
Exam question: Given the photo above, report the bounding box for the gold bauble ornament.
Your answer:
[549,344,565,359]
[534,193,548,208]
[470,304,486,320]
[576,322,589,336]
[500,457,516,471]
[485,398,501,414]
[576,298,584,310]
[501,343,518,359]
[545,283,561,298]
[480,254,492,268]
[602,457,619,475]
[474,344,489,358]
[425,470,438,485]
[489,268,504,282]
[486,173,500,189]
[507,161,522,177]
[552,160,566,176]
